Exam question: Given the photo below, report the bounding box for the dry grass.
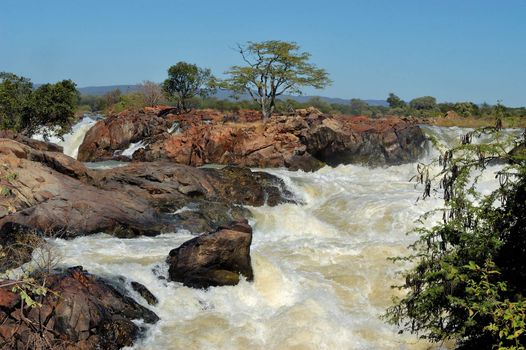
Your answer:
[428,116,526,128]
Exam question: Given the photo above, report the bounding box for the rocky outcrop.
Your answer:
[77,108,425,170]
[134,114,324,171]
[77,109,169,162]
[303,115,426,166]
[166,220,254,288]
[0,139,163,238]
[0,137,291,243]
[136,114,424,170]
[0,266,158,350]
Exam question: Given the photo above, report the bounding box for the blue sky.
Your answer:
[1,0,525,105]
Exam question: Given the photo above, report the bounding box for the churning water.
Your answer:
[42,122,511,349]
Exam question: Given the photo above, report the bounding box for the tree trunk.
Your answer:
[260,96,271,120]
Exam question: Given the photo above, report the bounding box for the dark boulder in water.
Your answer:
[166,220,254,288]
[0,266,158,350]
[301,115,426,166]
[131,281,159,306]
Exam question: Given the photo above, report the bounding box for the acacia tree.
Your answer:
[162,62,215,113]
[221,40,332,119]
[0,72,78,138]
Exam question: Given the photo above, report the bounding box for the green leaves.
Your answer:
[162,62,215,113]
[385,126,526,348]
[0,72,78,138]
[11,279,49,309]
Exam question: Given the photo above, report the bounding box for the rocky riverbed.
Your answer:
[0,108,429,349]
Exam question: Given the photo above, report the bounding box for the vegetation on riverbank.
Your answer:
[385,123,526,349]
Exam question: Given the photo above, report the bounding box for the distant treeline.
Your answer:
[79,87,526,120]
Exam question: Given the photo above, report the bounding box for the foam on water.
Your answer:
[121,140,147,158]
[45,126,513,349]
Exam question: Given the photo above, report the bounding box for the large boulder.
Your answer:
[0,266,158,350]
[166,221,254,288]
[135,115,324,171]
[0,139,163,239]
[77,109,169,162]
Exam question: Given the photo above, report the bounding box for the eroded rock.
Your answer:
[166,220,254,288]
[77,108,426,170]
[0,137,291,245]
[0,266,158,350]
[77,109,169,162]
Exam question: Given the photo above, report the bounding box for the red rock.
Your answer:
[0,267,158,349]
[77,108,169,162]
[0,284,19,309]
[78,108,426,170]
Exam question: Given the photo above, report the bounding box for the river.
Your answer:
[37,122,507,349]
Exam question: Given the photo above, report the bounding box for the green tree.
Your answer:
[409,96,437,110]
[0,72,33,131]
[453,102,480,118]
[27,80,79,138]
[221,40,332,119]
[387,93,406,109]
[349,98,369,115]
[307,96,331,113]
[384,124,526,349]
[0,72,78,138]
[162,62,215,113]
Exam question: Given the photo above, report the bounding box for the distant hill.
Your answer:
[78,85,388,107]
[78,85,141,95]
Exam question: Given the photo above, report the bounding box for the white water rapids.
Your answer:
[32,115,100,158]
[35,122,512,349]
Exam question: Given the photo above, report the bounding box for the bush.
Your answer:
[385,124,526,349]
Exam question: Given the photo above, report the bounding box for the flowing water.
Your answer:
[32,114,100,158]
[37,122,513,349]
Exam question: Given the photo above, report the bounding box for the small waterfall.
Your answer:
[121,140,147,158]
[32,114,100,159]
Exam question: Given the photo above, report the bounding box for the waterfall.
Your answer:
[32,114,100,159]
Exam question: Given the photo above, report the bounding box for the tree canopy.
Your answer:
[221,40,332,119]
[162,62,215,113]
[409,96,437,110]
[0,72,78,138]
[387,93,406,108]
